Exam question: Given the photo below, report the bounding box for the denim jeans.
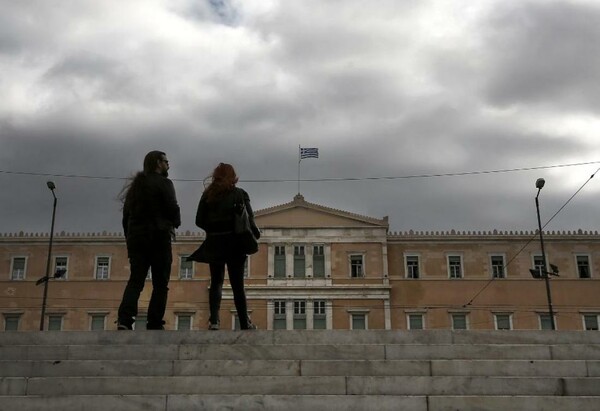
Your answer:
[209,255,251,329]
[118,233,172,329]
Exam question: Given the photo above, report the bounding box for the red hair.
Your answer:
[204,163,239,202]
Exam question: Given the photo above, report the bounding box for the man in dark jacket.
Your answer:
[117,151,181,330]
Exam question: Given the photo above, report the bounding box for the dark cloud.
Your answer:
[483,1,600,111]
[1,0,599,235]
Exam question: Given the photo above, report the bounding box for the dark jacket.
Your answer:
[122,172,181,248]
[193,187,260,262]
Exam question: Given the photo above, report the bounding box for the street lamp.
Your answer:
[39,181,58,331]
[531,178,556,330]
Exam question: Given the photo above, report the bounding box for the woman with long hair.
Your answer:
[194,163,260,330]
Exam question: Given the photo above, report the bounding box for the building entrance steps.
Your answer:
[0,330,599,410]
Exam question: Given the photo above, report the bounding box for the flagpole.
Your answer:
[297,145,301,194]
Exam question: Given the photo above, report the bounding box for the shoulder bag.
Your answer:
[234,189,259,255]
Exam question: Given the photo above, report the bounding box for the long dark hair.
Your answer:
[118,150,166,205]
[204,163,239,203]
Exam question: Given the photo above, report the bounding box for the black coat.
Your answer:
[122,172,181,253]
[191,187,260,263]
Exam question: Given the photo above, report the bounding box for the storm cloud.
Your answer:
[1,0,599,234]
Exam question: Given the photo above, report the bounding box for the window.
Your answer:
[4,314,21,331]
[273,300,286,329]
[48,315,63,331]
[576,255,591,279]
[351,313,366,330]
[134,315,147,331]
[583,314,599,331]
[293,300,306,329]
[293,246,305,278]
[405,255,420,279]
[243,258,249,278]
[539,313,553,330]
[95,256,110,280]
[54,256,68,280]
[177,314,192,331]
[313,245,325,278]
[350,254,364,278]
[274,246,286,278]
[490,255,505,278]
[11,257,26,280]
[448,255,462,279]
[313,300,326,329]
[451,314,468,330]
[408,314,424,330]
[90,314,106,330]
[494,314,512,330]
[179,256,193,279]
[146,268,152,281]
[533,254,545,277]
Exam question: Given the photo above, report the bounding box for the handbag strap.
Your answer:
[234,187,245,213]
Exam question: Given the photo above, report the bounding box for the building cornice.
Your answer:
[255,194,389,227]
[1,228,598,243]
[388,229,600,242]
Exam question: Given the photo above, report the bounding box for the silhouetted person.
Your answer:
[117,150,180,330]
[195,163,260,330]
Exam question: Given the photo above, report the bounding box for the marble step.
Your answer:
[2,394,599,411]
[1,375,599,396]
[1,359,598,378]
[1,343,599,361]
[1,330,600,347]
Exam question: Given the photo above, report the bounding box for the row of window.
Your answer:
[274,245,366,278]
[7,250,335,281]
[8,255,204,281]
[2,313,196,332]
[273,299,329,329]
[404,253,593,279]
[4,310,599,332]
[6,251,594,281]
[274,245,330,277]
[274,303,600,331]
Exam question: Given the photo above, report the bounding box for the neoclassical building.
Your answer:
[2,194,599,332]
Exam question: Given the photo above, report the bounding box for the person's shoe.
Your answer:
[245,322,258,330]
[208,321,220,331]
[116,321,132,331]
[146,320,166,330]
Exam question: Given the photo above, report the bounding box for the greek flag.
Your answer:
[300,147,319,159]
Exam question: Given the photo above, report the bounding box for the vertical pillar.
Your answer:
[267,244,274,278]
[306,245,313,278]
[326,300,334,329]
[286,243,293,278]
[306,299,314,329]
[266,300,274,330]
[384,299,391,330]
[325,244,332,278]
[286,300,293,329]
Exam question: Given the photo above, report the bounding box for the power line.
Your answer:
[1,160,599,183]
[464,166,600,307]
[239,160,600,183]
[0,170,128,181]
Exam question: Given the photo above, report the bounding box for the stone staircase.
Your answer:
[1,330,599,410]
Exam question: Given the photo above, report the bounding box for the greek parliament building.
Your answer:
[1,194,600,332]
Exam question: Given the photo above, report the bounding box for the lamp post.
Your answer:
[534,178,556,330]
[39,181,57,331]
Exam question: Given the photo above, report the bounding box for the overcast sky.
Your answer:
[1,0,600,235]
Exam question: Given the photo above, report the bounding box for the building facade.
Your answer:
[2,195,599,331]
